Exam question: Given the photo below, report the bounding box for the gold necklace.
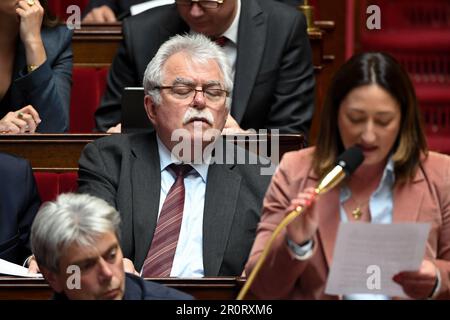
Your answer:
[352,206,363,220]
[349,194,371,220]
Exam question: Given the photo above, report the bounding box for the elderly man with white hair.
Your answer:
[78,34,271,278]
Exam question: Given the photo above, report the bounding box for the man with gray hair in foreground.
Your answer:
[31,193,192,300]
[78,34,271,278]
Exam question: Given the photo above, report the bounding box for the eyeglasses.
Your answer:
[175,0,224,10]
[155,84,229,103]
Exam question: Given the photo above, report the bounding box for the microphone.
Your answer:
[315,146,365,195]
[237,146,364,300]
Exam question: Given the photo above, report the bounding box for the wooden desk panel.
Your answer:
[0,277,247,300]
[73,24,122,67]
[0,134,303,172]
[73,23,326,70]
[0,134,107,172]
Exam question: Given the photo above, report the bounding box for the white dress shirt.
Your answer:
[141,136,210,277]
[339,157,395,300]
[220,0,240,76]
[190,0,241,78]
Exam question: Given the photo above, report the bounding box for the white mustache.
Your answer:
[182,108,214,126]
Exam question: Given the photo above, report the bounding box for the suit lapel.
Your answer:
[233,0,267,123]
[316,188,341,268]
[202,163,241,276]
[130,133,162,269]
[393,167,425,223]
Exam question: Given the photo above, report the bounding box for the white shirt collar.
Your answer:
[188,0,241,45]
[221,0,240,45]
[156,135,209,182]
[340,156,396,203]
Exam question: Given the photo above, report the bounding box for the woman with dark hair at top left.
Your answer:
[0,0,72,134]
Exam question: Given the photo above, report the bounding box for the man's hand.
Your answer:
[27,255,40,274]
[106,123,121,133]
[82,5,117,23]
[123,258,139,276]
[393,260,439,299]
[221,114,247,134]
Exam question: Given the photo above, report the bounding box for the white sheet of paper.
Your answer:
[325,222,430,298]
[0,258,42,278]
[130,0,175,16]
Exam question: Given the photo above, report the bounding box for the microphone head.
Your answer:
[336,146,364,176]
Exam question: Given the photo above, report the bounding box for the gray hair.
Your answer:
[31,193,121,273]
[143,33,233,110]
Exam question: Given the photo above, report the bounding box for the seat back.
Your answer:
[34,172,78,203]
[48,0,90,21]
[360,0,450,31]
[70,67,109,133]
[422,101,450,154]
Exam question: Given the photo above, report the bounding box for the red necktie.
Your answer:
[141,164,192,277]
[213,36,228,47]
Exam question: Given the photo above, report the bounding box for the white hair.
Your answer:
[143,33,233,110]
[31,193,121,273]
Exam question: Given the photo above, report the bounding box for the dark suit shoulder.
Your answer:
[256,0,306,27]
[41,24,73,40]
[41,25,73,52]
[220,142,272,187]
[0,152,31,178]
[257,0,304,15]
[123,273,193,300]
[82,132,157,168]
[420,151,450,186]
[89,132,154,150]
[232,159,272,183]
[89,132,132,148]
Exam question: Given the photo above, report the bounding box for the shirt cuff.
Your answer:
[428,264,442,300]
[15,60,52,93]
[22,255,33,268]
[286,236,314,261]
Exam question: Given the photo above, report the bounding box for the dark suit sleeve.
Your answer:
[0,156,41,264]
[265,12,315,138]
[94,20,139,132]
[77,141,119,208]
[17,160,41,263]
[13,27,73,132]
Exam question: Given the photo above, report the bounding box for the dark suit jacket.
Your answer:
[94,0,315,136]
[0,153,41,264]
[54,273,193,299]
[77,132,271,276]
[0,26,73,133]
[123,273,193,299]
